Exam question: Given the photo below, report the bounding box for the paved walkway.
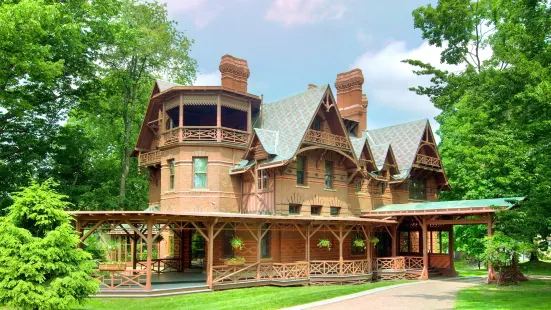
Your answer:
[290,278,484,310]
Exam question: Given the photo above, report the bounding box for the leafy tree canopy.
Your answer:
[0,179,97,310]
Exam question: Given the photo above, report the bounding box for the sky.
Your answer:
[162,0,444,131]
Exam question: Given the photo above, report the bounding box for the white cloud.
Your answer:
[193,71,220,86]
[265,0,346,26]
[163,0,222,29]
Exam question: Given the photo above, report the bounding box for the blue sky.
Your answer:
[163,0,445,130]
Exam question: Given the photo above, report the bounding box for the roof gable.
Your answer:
[254,129,278,155]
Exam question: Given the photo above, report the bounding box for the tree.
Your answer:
[454,225,487,268]
[406,0,551,254]
[0,179,97,310]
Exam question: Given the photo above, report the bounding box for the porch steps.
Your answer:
[404,268,442,279]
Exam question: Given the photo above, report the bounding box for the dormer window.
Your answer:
[311,117,321,131]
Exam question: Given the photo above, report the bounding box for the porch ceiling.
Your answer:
[362,197,525,217]
[69,211,397,225]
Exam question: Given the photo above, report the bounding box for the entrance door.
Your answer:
[375,231,392,257]
[190,230,205,269]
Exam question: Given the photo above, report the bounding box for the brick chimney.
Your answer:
[308,84,317,89]
[219,55,250,93]
[335,69,367,132]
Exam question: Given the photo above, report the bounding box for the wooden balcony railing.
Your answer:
[404,256,424,270]
[92,270,147,290]
[372,257,406,270]
[212,261,309,285]
[160,126,250,147]
[415,154,441,168]
[310,259,371,276]
[136,258,182,274]
[303,129,350,150]
[138,150,162,167]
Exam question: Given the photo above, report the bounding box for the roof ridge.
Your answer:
[366,118,429,132]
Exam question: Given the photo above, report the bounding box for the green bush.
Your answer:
[0,179,98,310]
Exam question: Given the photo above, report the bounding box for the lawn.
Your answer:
[454,260,551,277]
[455,279,551,310]
[455,261,488,277]
[77,281,408,310]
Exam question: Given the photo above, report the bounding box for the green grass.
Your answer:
[454,260,551,277]
[76,281,408,310]
[455,279,551,310]
[455,261,488,277]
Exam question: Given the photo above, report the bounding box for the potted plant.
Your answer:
[230,237,244,251]
[224,256,246,266]
[317,239,332,251]
[98,261,126,271]
[370,236,380,246]
[353,237,366,249]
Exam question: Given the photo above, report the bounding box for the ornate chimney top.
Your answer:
[219,54,250,93]
[308,84,317,89]
[335,69,364,93]
[362,94,368,108]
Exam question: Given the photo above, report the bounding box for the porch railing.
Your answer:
[212,261,309,285]
[310,259,371,276]
[404,256,424,270]
[138,150,162,167]
[92,270,147,290]
[303,129,350,150]
[136,258,182,274]
[415,154,441,168]
[160,126,250,147]
[372,257,406,270]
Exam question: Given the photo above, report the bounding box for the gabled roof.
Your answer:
[366,119,428,174]
[350,137,366,159]
[368,142,392,170]
[156,79,182,92]
[256,85,329,165]
[254,129,278,155]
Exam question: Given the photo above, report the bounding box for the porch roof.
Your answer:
[362,197,525,217]
[69,211,397,225]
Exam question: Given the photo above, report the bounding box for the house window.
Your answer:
[356,180,363,192]
[261,224,271,258]
[169,159,175,190]
[296,156,305,185]
[289,204,301,215]
[409,179,426,200]
[330,206,340,216]
[351,234,366,255]
[400,231,409,252]
[410,231,420,253]
[310,205,321,215]
[379,182,387,194]
[222,229,234,258]
[427,231,449,254]
[258,170,268,190]
[324,161,333,189]
[311,117,321,131]
[193,157,207,188]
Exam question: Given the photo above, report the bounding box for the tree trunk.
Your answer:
[529,250,539,262]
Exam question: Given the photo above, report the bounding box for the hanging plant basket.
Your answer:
[224,257,246,266]
[317,239,332,251]
[353,238,366,249]
[230,237,244,250]
[370,237,380,246]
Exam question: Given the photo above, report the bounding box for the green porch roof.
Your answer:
[368,197,525,214]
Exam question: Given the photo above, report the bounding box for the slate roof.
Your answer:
[368,197,525,214]
[156,79,181,92]
[366,119,428,174]
[254,129,279,155]
[367,141,391,170]
[350,137,366,159]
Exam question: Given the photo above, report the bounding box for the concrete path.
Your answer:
[287,278,484,310]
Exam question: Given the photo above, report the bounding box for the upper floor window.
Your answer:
[296,156,305,185]
[330,206,340,216]
[289,204,301,215]
[356,180,363,192]
[311,117,321,131]
[193,157,207,188]
[258,170,268,190]
[169,159,175,190]
[324,161,333,189]
[409,179,426,200]
[310,205,321,215]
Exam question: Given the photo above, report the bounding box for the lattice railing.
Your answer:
[162,128,180,146]
[212,262,309,284]
[310,259,371,276]
[304,129,350,150]
[404,256,424,270]
[221,128,250,144]
[415,154,441,168]
[138,150,161,167]
[92,270,147,290]
[182,127,217,141]
[373,257,406,270]
[159,127,250,146]
[136,258,182,274]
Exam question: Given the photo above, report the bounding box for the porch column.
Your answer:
[207,221,215,289]
[366,226,371,272]
[75,220,83,249]
[420,217,429,280]
[131,233,137,270]
[391,225,397,257]
[449,226,456,276]
[487,215,496,281]
[306,223,311,262]
[145,218,154,291]
[339,225,344,276]
[178,93,184,142]
[216,95,222,142]
[256,223,262,280]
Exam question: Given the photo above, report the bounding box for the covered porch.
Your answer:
[363,197,524,281]
[72,211,396,296]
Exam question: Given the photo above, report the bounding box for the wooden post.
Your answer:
[339,224,344,276]
[366,226,371,272]
[247,100,252,133]
[449,226,456,276]
[75,220,83,249]
[256,223,262,280]
[145,218,154,291]
[131,234,137,270]
[391,225,397,257]
[118,237,122,262]
[216,95,222,142]
[420,217,429,280]
[487,215,496,281]
[306,224,311,262]
[178,93,184,142]
[207,221,215,289]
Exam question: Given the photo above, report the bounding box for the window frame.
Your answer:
[329,206,340,216]
[310,205,321,216]
[169,159,175,190]
[408,178,426,200]
[192,157,208,189]
[289,204,301,215]
[296,156,305,185]
[324,161,333,189]
[257,169,269,190]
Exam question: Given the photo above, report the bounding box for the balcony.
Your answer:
[138,150,162,167]
[160,126,250,147]
[415,154,441,168]
[303,129,350,150]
